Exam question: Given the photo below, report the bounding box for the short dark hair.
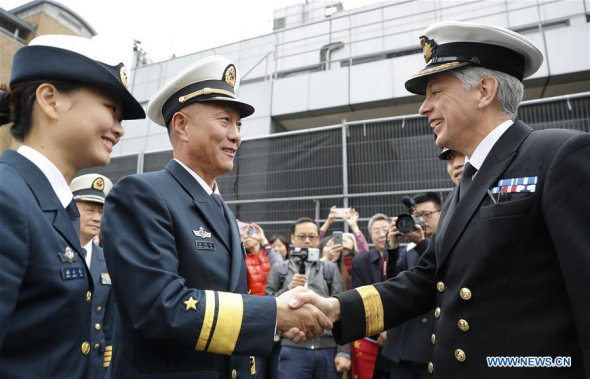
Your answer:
[291,217,319,235]
[413,192,442,209]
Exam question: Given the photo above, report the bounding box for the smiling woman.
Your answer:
[0,34,144,379]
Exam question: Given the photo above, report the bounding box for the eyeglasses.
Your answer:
[413,210,441,219]
[295,235,319,242]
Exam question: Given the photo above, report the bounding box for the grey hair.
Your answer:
[368,213,389,234]
[449,66,524,120]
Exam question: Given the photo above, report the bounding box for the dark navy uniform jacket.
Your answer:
[333,122,590,378]
[101,159,276,379]
[382,241,434,365]
[0,150,92,378]
[89,244,117,379]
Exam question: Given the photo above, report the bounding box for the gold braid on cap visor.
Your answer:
[179,88,236,103]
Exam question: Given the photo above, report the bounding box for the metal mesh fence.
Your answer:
[82,93,590,238]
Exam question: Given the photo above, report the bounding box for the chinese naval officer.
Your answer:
[101,55,332,379]
[70,173,117,379]
[290,21,590,378]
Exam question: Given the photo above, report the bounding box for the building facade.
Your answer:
[117,0,590,155]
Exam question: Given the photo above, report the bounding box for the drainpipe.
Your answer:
[320,42,344,70]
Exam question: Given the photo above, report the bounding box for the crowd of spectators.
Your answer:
[240,195,449,379]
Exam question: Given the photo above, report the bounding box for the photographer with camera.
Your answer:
[381,193,442,379]
[265,218,344,379]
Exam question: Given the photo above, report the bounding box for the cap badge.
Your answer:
[120,66,129,88]
[193,227,212,239]
[420,36,437,63]
[224,65,236,88]
[92,177,105,191]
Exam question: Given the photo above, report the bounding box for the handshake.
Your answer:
[275,287,341,343]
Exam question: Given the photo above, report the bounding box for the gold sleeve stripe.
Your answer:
[105,345,113,351]
[196,290,216,351]
[104,351,112,357]
[357,285,384,336]
[206,292,244,355]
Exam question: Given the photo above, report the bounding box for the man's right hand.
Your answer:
[401,223,425,244]
[388,217,401,249]
[288,290,341,325]
[276,287,333,343]
[290,273,307,288]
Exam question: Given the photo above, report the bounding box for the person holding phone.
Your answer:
[320,206,369,254]
[242,222,282,296]
[0,34,145,378]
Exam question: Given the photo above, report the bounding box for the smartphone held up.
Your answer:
[237,220,254,237]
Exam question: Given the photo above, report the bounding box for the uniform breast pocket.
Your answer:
[480,196,534,219]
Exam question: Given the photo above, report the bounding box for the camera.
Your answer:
[290,247,320,274]
[395,196,425,234]
[290,247,320,262]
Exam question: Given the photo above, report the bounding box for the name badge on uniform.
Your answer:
[58,246,78,263]
[61,267,85,280]
[101,273,112,285]
[196,241,215,250]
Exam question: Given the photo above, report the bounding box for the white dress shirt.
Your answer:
[466,119,514,173]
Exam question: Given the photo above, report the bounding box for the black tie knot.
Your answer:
[463,162,477,178]
[457,162,478,203]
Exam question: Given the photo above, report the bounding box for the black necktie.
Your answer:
[65,200,81,240]
[458,162,478,202]
[211,193,224,215]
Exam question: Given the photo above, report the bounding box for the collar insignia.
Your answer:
[193,227,212,239]
[223,64,236,88]
[420,36,437,63]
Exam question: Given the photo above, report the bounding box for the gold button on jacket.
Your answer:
[427,362,434,373]
[436,281,445,292]
[455,349,466,362]
[434,307,441,318]
[431,334,436,344]
[86,291,92,303]
[81,341,90,355]
[458,319,470,332]
[459,288,472,300]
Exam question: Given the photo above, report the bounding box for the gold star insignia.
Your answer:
[353,341,361,349]
[183,296,198,312]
